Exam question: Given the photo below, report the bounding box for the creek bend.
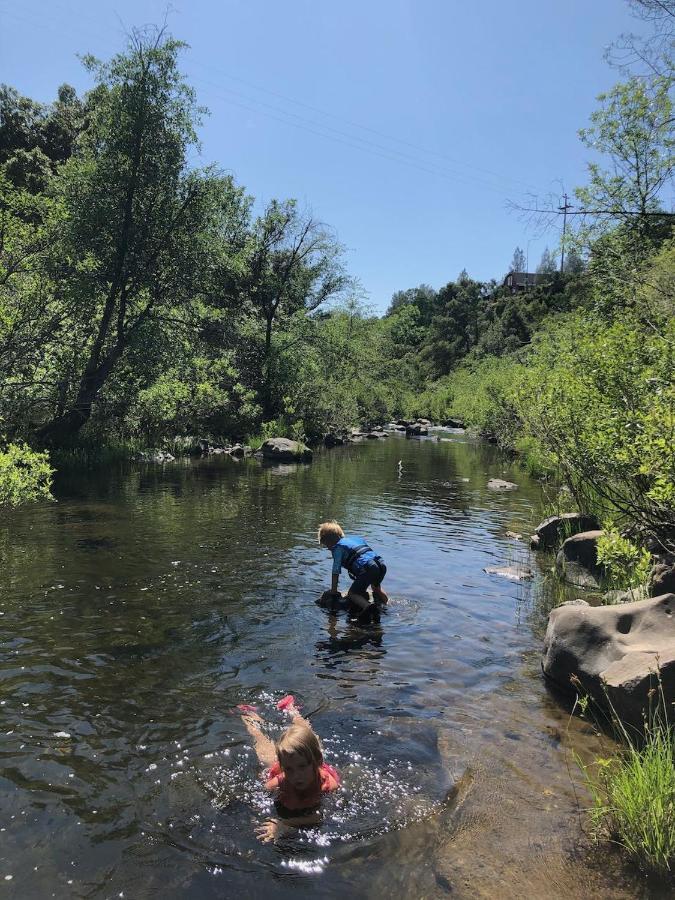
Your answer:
[0,432,660,898]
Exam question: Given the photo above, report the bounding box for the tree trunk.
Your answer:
[37,345,124,446]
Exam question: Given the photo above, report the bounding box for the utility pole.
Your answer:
[558,193,572,273]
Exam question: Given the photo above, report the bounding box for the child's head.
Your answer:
[317,520,343,549]
[275,722,323,791]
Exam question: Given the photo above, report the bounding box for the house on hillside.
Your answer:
[503,271,550,292]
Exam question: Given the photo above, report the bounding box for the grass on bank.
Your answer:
[577,682,675,876]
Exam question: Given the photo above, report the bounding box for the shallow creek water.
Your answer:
[0,432,667,898]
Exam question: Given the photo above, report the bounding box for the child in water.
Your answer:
[239,695,340,843]
[317,520,389,626]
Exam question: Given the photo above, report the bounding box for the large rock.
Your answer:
[406,423,428,436]
[532,513,601,551]
[555,530,605,589]
[650,554,675,597]
[260,438,312,463]
[542,593,675,725]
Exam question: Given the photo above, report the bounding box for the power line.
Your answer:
[192,76,527,198]
[190,60,542,195]
[1,2,543,197]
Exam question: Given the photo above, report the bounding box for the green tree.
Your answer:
[509,246,526,273]
[0,84,84,191]
[577,77,674,232]
[239,198,349,417]
[536,246,558,274]
[36,29,247,446]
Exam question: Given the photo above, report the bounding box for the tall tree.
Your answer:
[607,1,675,77]
[509,246,526,272]
[576,77,674,230]
[37,29,247,446]
[241,199,349,417]
[536,247,558,274]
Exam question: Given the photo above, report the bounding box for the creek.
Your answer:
[0,431,663,898]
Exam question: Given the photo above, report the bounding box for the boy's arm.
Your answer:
[329,546,342,594]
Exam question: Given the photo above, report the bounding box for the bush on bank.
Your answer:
[0,441,53,506]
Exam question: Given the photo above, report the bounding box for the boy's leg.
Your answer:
[372,560,389,605]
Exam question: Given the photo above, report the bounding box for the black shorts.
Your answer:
[350,558,386,595]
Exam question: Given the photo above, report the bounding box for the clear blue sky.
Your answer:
[0,0,647,312]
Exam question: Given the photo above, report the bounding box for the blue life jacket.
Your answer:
[336,535,377,575]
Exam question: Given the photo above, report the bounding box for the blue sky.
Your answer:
[0,1,647,312]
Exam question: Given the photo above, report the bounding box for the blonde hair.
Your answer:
[275,722,323,770]
[317,520,344,544]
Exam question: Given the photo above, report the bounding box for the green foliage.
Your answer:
[577,77,674,226]
[516,311,675,539]
[0,441,53,506]
[597,527,652,588]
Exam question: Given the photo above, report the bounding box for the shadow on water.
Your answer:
[0,434,670,897]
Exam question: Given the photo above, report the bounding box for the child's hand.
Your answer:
[255,817,288,843]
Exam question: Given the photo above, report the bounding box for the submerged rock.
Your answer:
[542,593,675,725]
[555,530,605,589]
[487,478,518,491]
[484,564,534,581]
[260,437,312,463]
[135,449,175,463]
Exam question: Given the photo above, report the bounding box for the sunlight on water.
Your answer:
[0,435,654,898]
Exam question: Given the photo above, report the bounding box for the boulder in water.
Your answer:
[555,530,605,589]
[532,513,601,551]
[542,593,675,725]
[260,437,312,463]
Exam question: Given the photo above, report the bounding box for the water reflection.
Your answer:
[0,436,661,898]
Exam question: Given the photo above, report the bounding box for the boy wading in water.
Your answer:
[318,521,389,626]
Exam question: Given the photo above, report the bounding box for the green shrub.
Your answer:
[597,527,652,589]
[0,442,53,506]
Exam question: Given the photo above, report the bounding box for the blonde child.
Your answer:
[317,521,389,625]
[239,696,340,843]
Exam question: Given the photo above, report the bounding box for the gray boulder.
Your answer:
[556,530,605,589]
[406,423,428,436]
[229,444,252,458]
[260,438,312,463]
[650,555,675,597]
[542,593,675,726]
[532,513,601,551]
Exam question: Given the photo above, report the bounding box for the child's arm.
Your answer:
[240,711,277,770]
[255,812,322,843]
[328,545,342,595]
